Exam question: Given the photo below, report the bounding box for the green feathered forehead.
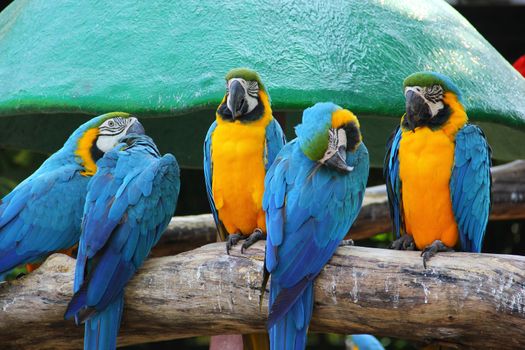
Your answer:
[403,71,462,98]
[100,111,131,120]
[87,111,132,128]
[225,68,266,91]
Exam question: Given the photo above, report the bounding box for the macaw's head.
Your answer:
[73,112,145,176]
[296,102,362,173]
[402,71,464,131]
[217,68,270,122]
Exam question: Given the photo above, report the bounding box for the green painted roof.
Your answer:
[0,0,524,168]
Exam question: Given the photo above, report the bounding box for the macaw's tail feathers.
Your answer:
[84,294,124,350]
[267,276,312,329]
[269,283,313,350]
[64,285,96,324]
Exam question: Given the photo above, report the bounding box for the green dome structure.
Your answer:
[0,0,524,168]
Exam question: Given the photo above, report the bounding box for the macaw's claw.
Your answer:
[421,240,454,269]
[241,228,265,254]
[339,239,354,247]
[226,233,243,255]
[389,234,416,251]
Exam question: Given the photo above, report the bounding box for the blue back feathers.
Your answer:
[264,103,369,350]
[64,133,180,350]
[0,113,129,274]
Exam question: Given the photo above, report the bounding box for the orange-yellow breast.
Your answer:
[398,92,468,250]
[211,93,272,236]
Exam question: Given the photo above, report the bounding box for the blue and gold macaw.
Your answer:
[64,133,180,350]
[0,112,144,275]
[204,67,286,254]
[349,335,385,350]
[263,102,369,350]
[385,72,491,267]
[204,68,285,350]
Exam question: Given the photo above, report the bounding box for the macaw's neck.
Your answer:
[440,92,468,138]
[401,92,467,139]
[74,128,100,176]
[216,90,273,123]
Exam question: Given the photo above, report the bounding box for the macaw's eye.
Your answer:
[108,120,115,127]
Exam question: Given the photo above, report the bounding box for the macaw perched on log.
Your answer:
[263,102,369,350]
[385,72,491,268]
[64,133,180,350]
[0,112,144,275]
[204,68,286,254]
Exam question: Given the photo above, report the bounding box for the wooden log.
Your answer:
[150,214,217,257]
[490,160,525,220]
[1,242,525,349]
[150,185,391,257]
[152,160,525,256]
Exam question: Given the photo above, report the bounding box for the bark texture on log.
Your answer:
[1,242,525,349]
[152,160,525,256]
[151,214,217,257]
[491,160,525,220]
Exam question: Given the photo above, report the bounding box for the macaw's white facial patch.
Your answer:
[319,129,346,162]
[319,128,354,172]
[226,78,259,116]
[405,85,445,118]
[96,117,138,152]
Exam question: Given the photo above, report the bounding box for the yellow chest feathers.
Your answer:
[211,117,271,235]
[398,96,468,249]
[399,127,458,249]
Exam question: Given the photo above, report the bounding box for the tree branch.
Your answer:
[152,160,525,257]
[150,214,217,257]
[1,242,524,349]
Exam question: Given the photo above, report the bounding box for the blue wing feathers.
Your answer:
[384,127,403,238]
[203,122,221,231]
[265,139,369,348]
[65,134,180,350]
[264,118,287,171]
[450,124,491,253]
[205,118,285,240]
[0,163,88,273]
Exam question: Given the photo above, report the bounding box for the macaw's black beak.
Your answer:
[228,80,247,119]
[405,90,431,131]
[323,145,353,173]
[126,118,145,135]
